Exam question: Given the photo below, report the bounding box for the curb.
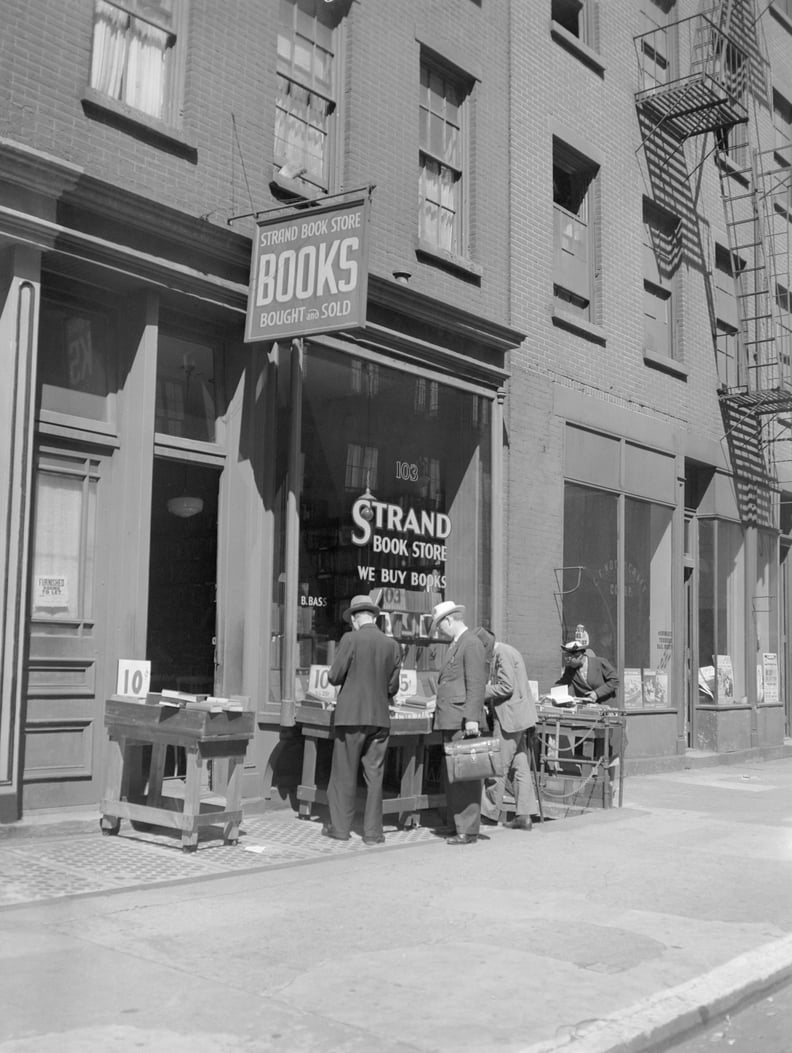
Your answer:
[518,931,792,1053]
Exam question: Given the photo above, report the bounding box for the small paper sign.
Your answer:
[116,660,151,698]
[307,664,339,703]
[393,668,418,703]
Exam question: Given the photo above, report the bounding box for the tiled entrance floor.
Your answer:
[0,811,440,908]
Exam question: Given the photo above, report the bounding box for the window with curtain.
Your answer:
[275,0,344,194]
[31,456,99,623]
[419,56,470,259]
[89,0,182,124]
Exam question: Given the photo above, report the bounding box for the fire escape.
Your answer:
[633,1,792,500]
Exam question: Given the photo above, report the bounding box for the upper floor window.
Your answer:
[774,88,792,166]
[714,242,743,388]
[637,1,677,89]
[274,0,345,196]
[552,0,597,46]
[89,0,184,125]
[553,137,600,320]
[643,198,681,361]
[419,56,471,259]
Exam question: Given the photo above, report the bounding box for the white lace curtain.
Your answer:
[90,0,169,120]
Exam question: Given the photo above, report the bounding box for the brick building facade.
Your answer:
[1,0,790,820]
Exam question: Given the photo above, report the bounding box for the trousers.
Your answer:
[327,725,389,839]
[441,729,482,837]
[481,724,538,819]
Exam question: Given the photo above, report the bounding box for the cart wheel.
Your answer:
[100,818,120,836]
[224,838,239,846]
[297,813,311,821]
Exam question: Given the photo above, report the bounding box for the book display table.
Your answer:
[536,703,626,811]
[295,705,443,828]
[100,695,255,852]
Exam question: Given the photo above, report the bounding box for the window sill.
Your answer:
[37,411,120,447]
[643,349,688,379]
[415,240,483,281]
[715,151,750,186]
[81,88,198,161]
[770,2,792,34]
[550,21,606,77]
[551,307,606,345]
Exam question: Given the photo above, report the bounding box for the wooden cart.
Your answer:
[100,695,255,852]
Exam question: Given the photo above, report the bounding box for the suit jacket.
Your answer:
[555,653,619,703]
[328,623,402,728]
[485,641,538,733]
[433,628,487,731]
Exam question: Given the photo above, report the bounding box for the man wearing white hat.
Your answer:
[429,599,487,845]
[323,595,402,845]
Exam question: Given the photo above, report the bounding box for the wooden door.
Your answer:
[22,444,112,810]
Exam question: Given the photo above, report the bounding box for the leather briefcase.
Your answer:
[443,736,504,783]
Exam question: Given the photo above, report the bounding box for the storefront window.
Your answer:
[155,335,217,442]
[563,485,675,709]
[625,498,673,708]
[757,528,778,704]
[562,484,618,663]
[38,302,114,422]
[698,519,745,703]
[287,347,491,696]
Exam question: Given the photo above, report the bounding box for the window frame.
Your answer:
[273,0,346,198]
[417,51,474,268]
[553,137,600,322]
[643,197,682,364]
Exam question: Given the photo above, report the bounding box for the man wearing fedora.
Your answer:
[324,595,402,845]
[429,599,487,845]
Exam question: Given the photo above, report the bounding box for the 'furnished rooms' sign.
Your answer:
[244,196,370,343]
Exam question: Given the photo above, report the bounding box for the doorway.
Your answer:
[147,459,219,698]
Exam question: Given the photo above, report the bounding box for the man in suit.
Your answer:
[474,627,539,831]
[324,595,402,845]
[429,599,487,845]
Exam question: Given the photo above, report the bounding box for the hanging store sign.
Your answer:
[244,196,370,343]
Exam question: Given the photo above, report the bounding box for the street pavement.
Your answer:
[3,752,792,1052]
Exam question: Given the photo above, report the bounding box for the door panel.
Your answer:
[23,446,110,809]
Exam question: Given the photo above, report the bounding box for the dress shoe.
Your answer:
[445,833,478,845]
[480,815,499,826]
[504,816,533,831]
[362,835,385,846]
[321,824,350,841]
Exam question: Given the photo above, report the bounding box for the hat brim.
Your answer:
[429,604,464,637]
[342,602,381,623]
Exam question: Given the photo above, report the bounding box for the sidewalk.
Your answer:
[3,756,792,1052]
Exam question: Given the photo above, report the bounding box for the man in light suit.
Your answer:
[474,627,539,831]
[429,599,487,845]
[324,595,402,845]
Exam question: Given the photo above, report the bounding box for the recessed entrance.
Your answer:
[147,459,219,698]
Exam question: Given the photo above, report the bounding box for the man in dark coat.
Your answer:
[555,639,619,702]
[324,595,402,845]
[554,638,624,764]
[429,599,487,845]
